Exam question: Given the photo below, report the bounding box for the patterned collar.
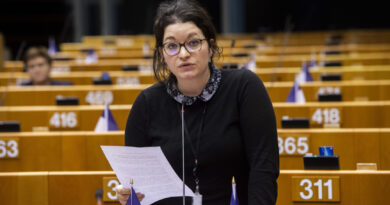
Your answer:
[166,65,222,105]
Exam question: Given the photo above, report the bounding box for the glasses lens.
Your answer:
[165,43,179,55]
[186,39,201,52]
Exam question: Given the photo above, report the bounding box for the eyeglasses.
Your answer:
[162,39,206,56]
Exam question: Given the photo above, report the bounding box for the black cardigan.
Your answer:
[125,69,279,205]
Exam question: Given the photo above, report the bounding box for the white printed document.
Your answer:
[101,146,194,205]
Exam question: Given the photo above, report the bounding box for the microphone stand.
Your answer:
[95,188,103,205]
[181,103,186,205]
[227,39,235,69]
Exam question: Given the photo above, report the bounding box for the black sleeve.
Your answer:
[238,70,279,204]
[125,91,151,146]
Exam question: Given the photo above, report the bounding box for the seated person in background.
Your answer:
[20,47,73,86]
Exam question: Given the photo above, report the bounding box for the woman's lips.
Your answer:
[179,63,195,70]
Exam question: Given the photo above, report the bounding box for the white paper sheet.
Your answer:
[101,146,194,205]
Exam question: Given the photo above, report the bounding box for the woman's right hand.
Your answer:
[116,184,145,205]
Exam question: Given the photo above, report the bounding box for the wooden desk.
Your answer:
[5,51,390,72]
[2,65,390,86]
[268,80,390,103]
[0,105,131,131]
[255,52,390,67]
[52,44,390,61]
[274,101,390,128]
[277,128,390,170]
[0,80,389,106]
[0,131,123,171]
[244,44,390,55]
[0,101,389,131]
[4,59,153,72]
[0,170,389,205]
[0,71,156,86]
[0,85,147,106]
[277,170,390,205]
[0,129,389,171]
[260,30,390,46]
[218,29,390,39]
[52,43,390,62]
[258,65,390,82]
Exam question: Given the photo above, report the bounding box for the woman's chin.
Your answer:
[176,71,197,80]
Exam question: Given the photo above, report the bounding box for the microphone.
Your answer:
[180,100,204,205]
[226,39,235,70]
[181,102,186,205]
[95,188,103,205]
[230,39,236,49]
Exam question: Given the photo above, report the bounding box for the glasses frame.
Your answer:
[162,38,207,56]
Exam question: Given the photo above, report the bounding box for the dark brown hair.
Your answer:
[23,46,52,70]
[152,0,221,83]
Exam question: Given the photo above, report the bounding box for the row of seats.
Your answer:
[1,80,389,105]
[0,129,389,171]
[3,51,390,72]
[1,101,389,131]
[63,30,390,50]
[38,44,390,61]
[217,30,390,45]
[2,65,390,86]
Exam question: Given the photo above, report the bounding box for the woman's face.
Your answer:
[26,56,51,85]
[162,22,212,81]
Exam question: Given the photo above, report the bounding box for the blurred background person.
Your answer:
[21,46,72,86]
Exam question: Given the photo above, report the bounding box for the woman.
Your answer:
[21,47,73,86]
[116,0,279,204]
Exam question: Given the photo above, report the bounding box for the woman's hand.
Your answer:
[116,184,145,205]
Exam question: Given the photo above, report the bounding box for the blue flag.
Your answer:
[303,62,313,82]
[48,37,56,56]
[94,104,119,132]
[296,62,313,82]
[230,177,239,205]
[85,49,98,64]
[286,80,305,103]
[126,187,141,205]
[309,53,317,68]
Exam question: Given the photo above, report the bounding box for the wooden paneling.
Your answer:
[2,66,390,86]
[1,129,390,171]
[1,170,389,205]
[278,129,389,170]
[277,170,390,205]
[274,101,390,128]
[0,102,389,131]
[1,80,390,105]
[0,131,123,171]
[4,51,390,72]
[0,85,146,106]
[0,105,130,131]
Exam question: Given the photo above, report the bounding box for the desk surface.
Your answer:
[1,80,389,106]
[0,170,389,205]
[1,101,390,131]
[2,65,390,86]
[0,129,390,171]
[4,51,390,72]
